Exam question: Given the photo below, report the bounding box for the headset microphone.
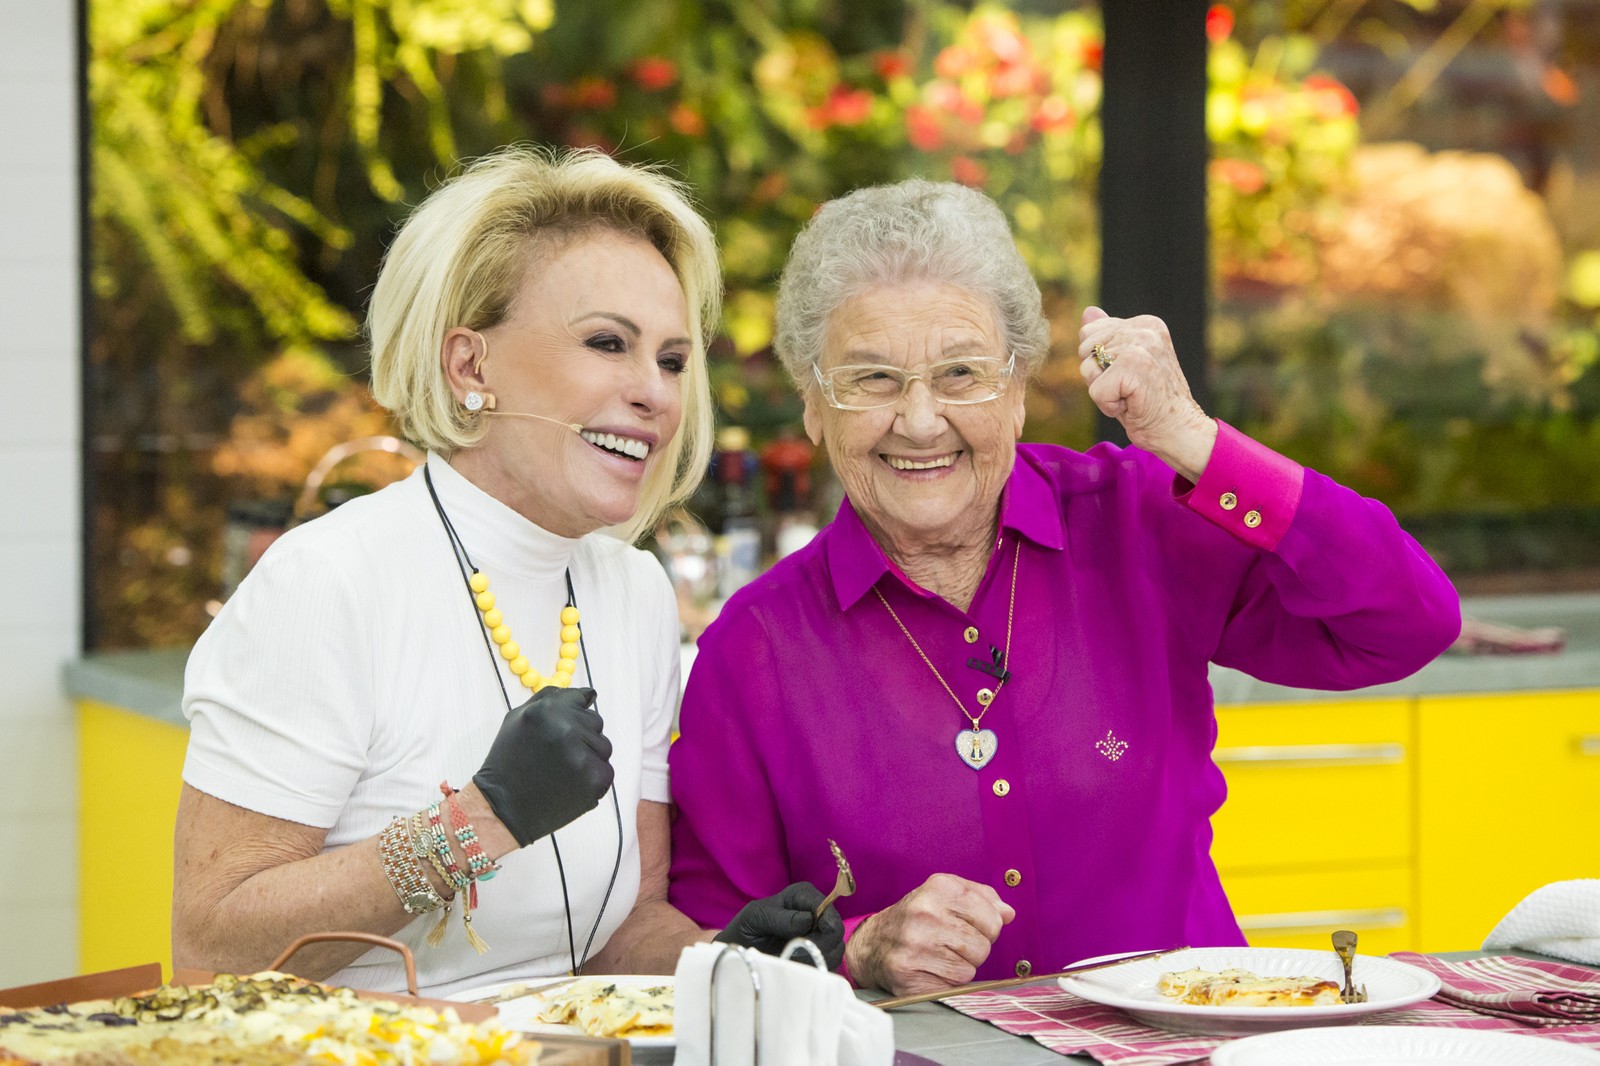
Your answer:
[486,411,583,434]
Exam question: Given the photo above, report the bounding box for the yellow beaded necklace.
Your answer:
[466,571,581,691]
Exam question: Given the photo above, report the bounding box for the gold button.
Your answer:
[992,779,1010,797]
[963,626,979,644]
[976,688,994,706]
[1244,509,1262,528]
[1220,492,1238,510]
[1015,960,1032,977]
[1004,868,1022,887]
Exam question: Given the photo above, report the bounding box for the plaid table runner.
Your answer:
[945,954,1600,1066]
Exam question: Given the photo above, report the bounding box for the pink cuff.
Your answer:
[837,911,874,985]
[1177,420,1303,551]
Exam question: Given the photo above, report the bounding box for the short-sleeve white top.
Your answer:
[182,454,680,997]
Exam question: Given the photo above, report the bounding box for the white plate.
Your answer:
[446,975,675,1049]
[1057,947,1441,1036]
[1212,1025,1600,1065]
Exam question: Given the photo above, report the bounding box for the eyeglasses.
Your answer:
[812,353,1016,411]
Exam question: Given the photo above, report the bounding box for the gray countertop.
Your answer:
[64,594,1600,726]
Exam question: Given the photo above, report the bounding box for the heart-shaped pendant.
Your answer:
[956,728,998,770]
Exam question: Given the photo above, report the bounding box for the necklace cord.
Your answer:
[423,465,623,975]
[874,539,1021,730]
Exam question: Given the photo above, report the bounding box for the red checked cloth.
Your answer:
[1390,952,1600,1024]
[944,954,1600,1066]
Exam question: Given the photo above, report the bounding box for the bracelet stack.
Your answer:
[377,785,501,955]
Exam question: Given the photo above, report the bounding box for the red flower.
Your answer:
[950,156,988,186]
[825,86,874,127]
[569,77,617,110]
[669,104,707,137]
[990,61,1040,99]
[1081,38,1103,72]
[1206,4,1234,45]
[1210,157,1265,195]
[629,56,678,92]
[906,105,945,152]
[874,50,910,80]
[1302,74,1359,118]
[1031,94,1075,134]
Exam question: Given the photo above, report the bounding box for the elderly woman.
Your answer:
[173,147,842,997]
[667,179,1459,995]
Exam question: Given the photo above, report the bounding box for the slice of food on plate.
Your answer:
[1157,967,1342,1007]
[534,977,674,1039]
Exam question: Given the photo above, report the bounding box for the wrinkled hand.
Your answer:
[471,686,614,848]
[714,883,846,971]
[1078,307,1217,482]
[843,873,1015,996]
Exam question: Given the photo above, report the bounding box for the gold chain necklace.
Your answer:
[874,541,1020,770]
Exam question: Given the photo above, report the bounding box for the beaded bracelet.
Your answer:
[440,782,502,882]
[411,810,457,898]
[379,817,445,915]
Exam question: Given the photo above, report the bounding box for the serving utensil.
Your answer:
[869,946,1188,1010]
[811,838,856,931]
[1331,929,1368,1004]
[465,976,581,1006]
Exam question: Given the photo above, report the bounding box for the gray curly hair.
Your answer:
[773,179,1050,389]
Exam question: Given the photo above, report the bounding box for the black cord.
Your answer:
[424,465,624,975]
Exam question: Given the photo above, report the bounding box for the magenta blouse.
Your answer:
[668,423,1460,981]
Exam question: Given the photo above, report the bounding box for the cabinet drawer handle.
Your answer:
[1238,907,1406,932]
[1213,743,1404,767]
[1580,735,1600,757]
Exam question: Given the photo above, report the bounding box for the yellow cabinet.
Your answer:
[1415,690,1600,952]
[1223,866,1414,954]
[1211,699,1415,949]
[1212,700,1412,872]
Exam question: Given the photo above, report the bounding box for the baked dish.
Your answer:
[0,971,533,1064]
[1157,967,1343,1007]
[533,978,673,1039]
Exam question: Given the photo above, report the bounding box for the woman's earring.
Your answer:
[463,391,496,412]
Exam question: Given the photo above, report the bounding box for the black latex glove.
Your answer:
[714,882,846,971]
[472,686,614,848]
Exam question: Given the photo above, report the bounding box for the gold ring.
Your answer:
[1091,343,1114,371]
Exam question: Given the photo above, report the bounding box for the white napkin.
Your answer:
[1482,879,1600,966]
[673,942,894,1066]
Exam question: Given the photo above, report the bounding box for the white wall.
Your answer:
[0,0,81,985]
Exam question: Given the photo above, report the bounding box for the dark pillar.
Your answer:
[1097,0,1210,444]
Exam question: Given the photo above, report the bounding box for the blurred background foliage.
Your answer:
[89,0,1600,646]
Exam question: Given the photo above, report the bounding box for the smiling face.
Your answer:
[802,278,1026,558]
[447,228,691,537]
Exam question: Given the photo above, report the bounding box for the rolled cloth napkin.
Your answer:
[1389,951,1600,1025]
[673,941,894,1066]
[1483,880,1600,967]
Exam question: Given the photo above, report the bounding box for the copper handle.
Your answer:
[268,932,419,997]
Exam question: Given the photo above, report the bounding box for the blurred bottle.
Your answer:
[712,426,762,598]
[760,426,819,559]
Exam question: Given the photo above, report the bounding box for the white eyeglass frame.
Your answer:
[811,352,1017,411]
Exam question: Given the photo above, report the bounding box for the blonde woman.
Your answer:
[173,147,844,996]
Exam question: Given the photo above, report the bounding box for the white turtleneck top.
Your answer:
[182,453,680,996]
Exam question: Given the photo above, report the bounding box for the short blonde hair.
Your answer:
[369,145,721,542]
